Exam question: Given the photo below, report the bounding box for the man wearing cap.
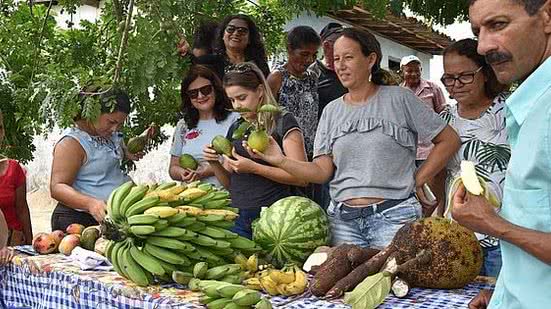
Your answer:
[311,22,348,119]
[309,22,348,210]
[400,55,447,167]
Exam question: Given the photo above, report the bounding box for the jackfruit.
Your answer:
[392,217,483,289]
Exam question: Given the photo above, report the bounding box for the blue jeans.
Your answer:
[327,196,422,249]
[480,245,502,277]
[231,208,261,239]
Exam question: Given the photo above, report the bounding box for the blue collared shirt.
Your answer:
[489,57,551,309]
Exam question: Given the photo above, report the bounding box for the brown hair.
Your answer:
[443,38,510,98]
[337,28,398,86]
[223,62,278,134]
[180,65,232,129]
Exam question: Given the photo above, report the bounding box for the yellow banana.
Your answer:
[176,205,204,216]
[460,161,484,195]
[144,206,178,218]
[167,185,187,195]
[246,254,258,272]
[234,252,248,270]
[281,266,307,295]
[244,278,263,290]
[202,209,239,221]
[259,275,280,296]
[146,190,180,202]
[179,188,208,200]
[269,269,295,284]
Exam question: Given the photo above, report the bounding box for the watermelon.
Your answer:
[252,196,330,267]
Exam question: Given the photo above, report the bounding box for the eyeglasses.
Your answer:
[187,85,213,99]
[225,25,249,36]
[440,67,483,87]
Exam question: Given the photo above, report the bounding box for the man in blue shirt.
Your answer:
[452,0,551,309]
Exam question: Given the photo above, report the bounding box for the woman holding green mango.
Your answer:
[169,65,239,186]
[203,62,308,239]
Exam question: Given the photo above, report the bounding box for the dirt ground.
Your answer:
[27,189,58,234]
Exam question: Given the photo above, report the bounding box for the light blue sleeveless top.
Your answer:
[58,127,130,202]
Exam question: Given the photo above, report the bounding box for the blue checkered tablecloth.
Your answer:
[0,247,493,309]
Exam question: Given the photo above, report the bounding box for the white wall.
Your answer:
[51,3,103,29]
[285,12,432,80]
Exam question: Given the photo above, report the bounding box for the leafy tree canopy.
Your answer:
[0,0,468,163]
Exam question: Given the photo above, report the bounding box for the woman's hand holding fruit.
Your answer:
[243,137,285,167]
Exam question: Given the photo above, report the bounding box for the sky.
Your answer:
[428,21,475,100]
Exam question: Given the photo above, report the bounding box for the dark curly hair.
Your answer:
[193,20,219,55]
[287,26,321,50]
[75,87,131,121]
[213,15,268,70]
[443,39,510,98]
[337,28,398,86]
[180,65,231,129]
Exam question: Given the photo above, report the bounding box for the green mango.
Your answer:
[179,154,198,170]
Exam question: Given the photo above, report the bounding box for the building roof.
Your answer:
[329,6,454,55]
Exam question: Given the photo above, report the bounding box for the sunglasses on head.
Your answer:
[187,84,213,99]
[225,25,249,35]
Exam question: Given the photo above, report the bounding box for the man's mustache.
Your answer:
[485,52,512,65]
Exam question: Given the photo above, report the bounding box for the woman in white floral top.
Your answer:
[435,38,511,277]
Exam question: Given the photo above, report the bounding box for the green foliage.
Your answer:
[0,0,466,163]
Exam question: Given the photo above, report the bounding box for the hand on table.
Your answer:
[469,289,493,309]
[0,247,14,266]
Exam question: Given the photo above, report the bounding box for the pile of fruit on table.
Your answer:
[29,176,486,309]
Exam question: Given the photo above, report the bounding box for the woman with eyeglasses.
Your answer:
[169,65,239,185]
[177,14,270,80]
[245,28,460,249]
[434,38,511,277]
[203,62,308,239]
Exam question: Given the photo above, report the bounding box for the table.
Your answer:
[0,247,494,309]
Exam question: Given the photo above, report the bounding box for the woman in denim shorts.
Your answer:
[248,28,460,249]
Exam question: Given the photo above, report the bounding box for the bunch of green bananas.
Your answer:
[102,180,263,287]
[189,278,272,309]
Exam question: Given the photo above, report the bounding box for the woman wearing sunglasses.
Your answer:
[177,14,270,80]
[203,62,308,239]
[434,38,510,277]
[169,65,239,185]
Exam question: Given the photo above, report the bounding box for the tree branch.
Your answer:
[113,0,134,85]
[112,0,123,23]
[28,0,53,88]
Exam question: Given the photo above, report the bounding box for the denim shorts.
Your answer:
[327,196,422,249]
[480,245,502,277]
